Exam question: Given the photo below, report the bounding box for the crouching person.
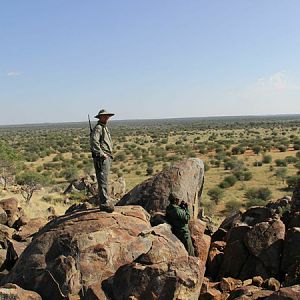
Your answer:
[166,193,195,256]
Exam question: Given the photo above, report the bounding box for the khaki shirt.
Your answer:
[90,122,113,157]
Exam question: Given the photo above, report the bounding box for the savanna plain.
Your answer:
[1,115,300,225]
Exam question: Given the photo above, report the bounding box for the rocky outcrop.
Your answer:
[3,206,205,300]
[202,195,300,299]
[117,158,204,218]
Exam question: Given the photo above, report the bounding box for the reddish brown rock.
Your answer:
[3,206,205,300]
[117,158,205,218]
[226,225,251,244]
[228,285,273,300]
[220,277,242,293]
[83,283,105,300]
[219,240,249,279]
[108,256,204,300]
[244,219,285,276]
[0,283,42,299]
[190,219,211,262]
[220,212,242,231]
[206,247,224,280]
[241,207,273,226]
[211,241,227,252]
[252,276,264,287]
[262,278,280,291]
[0,198,18,217]
[281,227,300,274]
[200,287,222,300]
[0,207,7,225]
[266,284,300,300]
[211,228,227,242]
[12,218,47,242]
[239,254,269,280]
[4,239,28,271]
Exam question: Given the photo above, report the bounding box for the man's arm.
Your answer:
[175,206,190,223]
[90,125,105,157]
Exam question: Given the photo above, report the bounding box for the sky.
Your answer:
[0,0,300,125]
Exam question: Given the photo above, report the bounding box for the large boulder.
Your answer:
[3,206,205,300]
[104,224,204,300]
[281,227,300,276]
[244,219,285,277]
[117,158,205,218]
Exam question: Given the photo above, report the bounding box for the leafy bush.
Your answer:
[245,198,267,208]
[286,175,300,189]
[219,175,238,189]
[275,159,287,167]
[245,187,272,201]
[60,167,79,181]
[285,156,298,164]
[233,170,252,181]
[225,199,241,213]
[207,187,224,204]
[262,155,272,164]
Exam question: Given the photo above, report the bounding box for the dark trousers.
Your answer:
[93,157,111,205]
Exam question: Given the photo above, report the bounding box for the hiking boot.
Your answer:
[99,202,114,213]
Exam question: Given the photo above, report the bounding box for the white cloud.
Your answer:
[254,71,300,92]
[7,71,22,77]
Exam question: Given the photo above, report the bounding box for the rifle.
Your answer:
[88,114,92,133]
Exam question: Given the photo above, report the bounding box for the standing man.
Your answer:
[90,109,115,213]
[165,193,195,256]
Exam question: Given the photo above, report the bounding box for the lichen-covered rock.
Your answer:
[104,223,205,300]
[0,283,42,300]
[107,256,204,300]
[3,206,152,299]
[117,158,204,218]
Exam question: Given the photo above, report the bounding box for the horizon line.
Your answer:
[1,112,300,127]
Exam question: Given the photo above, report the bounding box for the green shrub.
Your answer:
[219,175,238,189]
[275,159,287,167]
[245,187,272,201]
[207,187,224,204]
[262,155,272,164]
[245,198,267,208]
[225,199,241,213]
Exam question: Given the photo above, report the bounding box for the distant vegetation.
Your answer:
[1,115,300,219]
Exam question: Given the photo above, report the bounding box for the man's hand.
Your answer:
[102,153,109,159]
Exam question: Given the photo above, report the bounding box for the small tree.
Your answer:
[16,171,45,202]
[207,187,225,204]
[0,141,20,190]
[275,167,288,183]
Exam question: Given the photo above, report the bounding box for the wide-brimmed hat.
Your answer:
[94,109,115,118]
